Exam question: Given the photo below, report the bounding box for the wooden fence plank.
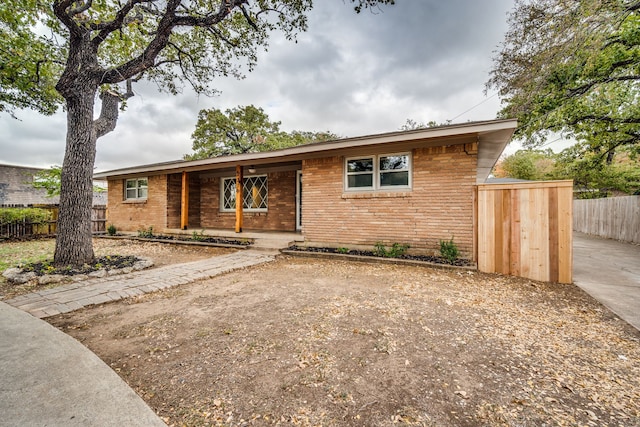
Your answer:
[548,187,559,283]
[558,186,573,284]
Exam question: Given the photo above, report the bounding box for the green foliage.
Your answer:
[373,242,410,258]
[488,0,640,170]
[32,166,62,197]
[494,149,556,181]
[0,1,63,116]
[0,208,52,225]
[439,238,459,265]
[400,118,450,130]
[137,226,154,238]
[186,105,337,159]
[107,224,117,236]
[336,247,349,254]
[32,166,106,197]
[191,230,206,241]
[552,143,640,196]
[495,146,640,195]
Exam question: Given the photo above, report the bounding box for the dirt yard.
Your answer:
[49,251,640,427]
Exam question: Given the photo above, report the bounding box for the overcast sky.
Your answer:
[0,0,522,172]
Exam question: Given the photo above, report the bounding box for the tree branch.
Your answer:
[239,4,259,31]
[53,0,84,38]
[626,1,640,12]
[568,75,640,97]
[100,0,183,84]
[566,115,640,126]
[94,81,135,138]
[99,0,252,84]
[92,0,149,46]
[68,0,93,16]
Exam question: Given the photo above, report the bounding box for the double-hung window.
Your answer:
[125,178,148,200]
[345,153,411,191]
[346,157,374,189]
[221,175,268,212]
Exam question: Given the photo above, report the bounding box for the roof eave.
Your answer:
[94,118,517,180]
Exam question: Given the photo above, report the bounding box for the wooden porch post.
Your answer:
[235,165,243,233]
[180,171,189,230]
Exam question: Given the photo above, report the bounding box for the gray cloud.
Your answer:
[0,0,514,172]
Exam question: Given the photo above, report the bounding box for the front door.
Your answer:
[296,170,302,231]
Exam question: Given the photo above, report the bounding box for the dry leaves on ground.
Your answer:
[51,256,640,426]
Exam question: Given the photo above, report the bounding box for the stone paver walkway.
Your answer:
[6,250,275,319]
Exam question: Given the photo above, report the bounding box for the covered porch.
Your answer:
[167,160,303,235]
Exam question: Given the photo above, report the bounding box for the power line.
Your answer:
[448,92,499,122]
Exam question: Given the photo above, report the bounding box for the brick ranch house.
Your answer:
[94,119,517,260]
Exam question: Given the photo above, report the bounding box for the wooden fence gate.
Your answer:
[475,180,573,283]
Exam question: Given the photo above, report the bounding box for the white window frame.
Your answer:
[344,152,411,191]
[220,175,268,212]
[124,178,148,200]
[345,156,375,190]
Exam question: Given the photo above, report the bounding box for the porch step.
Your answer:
[251,238,299,251]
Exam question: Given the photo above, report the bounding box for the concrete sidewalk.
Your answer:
[6,249,275,319]
[0,301,168,427]
[573,232,640,330]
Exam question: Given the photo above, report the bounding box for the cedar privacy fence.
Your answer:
[475,180,573,284]
[573,195,640,244]
[0,206,107,239]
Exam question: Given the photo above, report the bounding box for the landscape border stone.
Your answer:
[2,257,155,286]
[96,234,251,250]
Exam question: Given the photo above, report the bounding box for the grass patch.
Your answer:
[0,239,55,275]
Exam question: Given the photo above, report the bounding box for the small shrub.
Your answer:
[439,237,459,264]
[389,243,409,257]
[191,230,206,241]
[373,241,410,258]
[337,247,349,254]
[107,224,117,236]
[373,241,387,257]
[137,226,154,238]
[0,208,52,225]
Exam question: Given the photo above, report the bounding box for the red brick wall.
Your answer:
[166,173,202,229]
[301,144,477,256]
[199,170,297,231]
[107,175,168,232]
[166,174,181,229]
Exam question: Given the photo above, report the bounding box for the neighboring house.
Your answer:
[0,164,61,206]
[0,163,107,207]
[94,119,517,259]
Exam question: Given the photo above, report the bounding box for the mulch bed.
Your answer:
[286,245,473,267]
[103,234,252,247]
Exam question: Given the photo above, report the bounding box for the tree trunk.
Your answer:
[53,86,98,266]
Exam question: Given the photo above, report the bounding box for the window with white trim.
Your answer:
[345,153,411,190]
[125,178,148,200]
[221,175,268,212]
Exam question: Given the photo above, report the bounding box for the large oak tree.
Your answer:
[186,104,337,159]
[487,0,640,163]
[0,0,394,266]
